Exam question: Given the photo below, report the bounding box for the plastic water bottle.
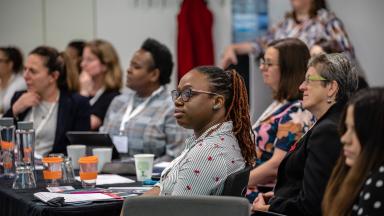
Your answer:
[0,117,16,178]
[12,121,36,189]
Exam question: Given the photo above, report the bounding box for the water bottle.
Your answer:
[12,121,36,189]
[0,117,16,178]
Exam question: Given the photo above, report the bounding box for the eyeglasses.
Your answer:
[171,88,221,102]
[0,58,9,64]
[303,74,328,85]
[260,58,279,68]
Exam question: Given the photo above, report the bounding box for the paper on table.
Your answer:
[75,174,135,185]
[46,186,75,193]
[154,162,171,168]
[34,192,116,203]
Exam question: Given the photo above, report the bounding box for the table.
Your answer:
[0,171,140,216]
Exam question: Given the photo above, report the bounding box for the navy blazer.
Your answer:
[4,90,91,154]
[268,102,345,216]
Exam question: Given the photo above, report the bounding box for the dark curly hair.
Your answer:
[0,46,24,73]
[141,38,173,85]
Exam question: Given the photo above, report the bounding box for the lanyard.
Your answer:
[30,94,59,137]
[119,86,164,131]
[89,87,105,106]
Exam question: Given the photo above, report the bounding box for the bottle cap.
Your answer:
[17,121,34,130]
[0,117,14,127]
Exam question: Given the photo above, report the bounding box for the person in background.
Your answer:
[248,38,314,195]
[80,39,122,130]
[0,47,26,115]
[4,46,90,156]
[65,40,85,74]
[322,87,384,216]
[310,38,369,91]
[220,0,355,69]
[252,53,358,216]
[101,38,190,161]
[142,66,256,196]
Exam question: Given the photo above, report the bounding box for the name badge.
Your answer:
[112,135,128,153]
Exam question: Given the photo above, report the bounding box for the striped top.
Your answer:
[158,121,245,196]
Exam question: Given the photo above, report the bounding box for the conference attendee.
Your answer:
[310,38,369,91]
[0,46,26,115]
[4,46,90,156]
[80,39,122,130]
[65,40,85,74]
[143,66,256,196]
[252,53,358,216]
[248,38,314,189]
[323,87,384,216]
[101,38,190,161]
[220,0,355,69]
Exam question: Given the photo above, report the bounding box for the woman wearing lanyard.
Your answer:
[80,39,122,131]
[4,46,91,156]
[101,38,190,161]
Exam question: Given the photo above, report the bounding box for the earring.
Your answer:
[213,105,220,110]
[327,97,333,104]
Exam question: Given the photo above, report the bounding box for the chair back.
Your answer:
[222,165,252,197]
[121,196,250,216]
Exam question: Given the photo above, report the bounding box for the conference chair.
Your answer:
[221,165,252,197]
[120,196,250,216]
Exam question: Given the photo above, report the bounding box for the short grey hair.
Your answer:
[308,53,358,103]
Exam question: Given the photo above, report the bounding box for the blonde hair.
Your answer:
[59,52,79,92]
[86,39,122,91]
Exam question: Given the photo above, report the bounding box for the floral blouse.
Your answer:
[253,9,355,59]
[158,121,245,196]
[253,100,315,165]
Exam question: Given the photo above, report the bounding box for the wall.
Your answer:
[0,0,383,116]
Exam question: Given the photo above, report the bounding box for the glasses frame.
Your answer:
[303,74,328,85]
[259,58,279,68]
[0,58,9,64]
[171,88,221,102]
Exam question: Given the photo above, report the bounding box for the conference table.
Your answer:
[0,170,141,216]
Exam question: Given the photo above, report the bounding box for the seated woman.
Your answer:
[101,38,190,161]
[0,46,26,115]
[143,65,256,196]
[249,38,315,189]
[4,46,90,156]
[80,39,122,130]
[65,40,85,74]
[252,53,358,216]
[323,88,384,216]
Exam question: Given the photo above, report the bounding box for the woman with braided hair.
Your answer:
[143,65,256,196]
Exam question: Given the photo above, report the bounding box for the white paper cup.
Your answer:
[134,154,154,181]
[66,145,86,169]
[92,148,112,172]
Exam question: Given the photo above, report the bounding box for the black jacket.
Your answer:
[4,90,91,154]
[269,102,345,216]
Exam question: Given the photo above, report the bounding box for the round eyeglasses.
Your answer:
[171,88,221,102]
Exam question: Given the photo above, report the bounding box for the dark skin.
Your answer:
[126,49,160,98]
[142,69,227,195]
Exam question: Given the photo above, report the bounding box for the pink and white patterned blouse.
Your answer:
[158,121,245,196]
[253,9,355,59]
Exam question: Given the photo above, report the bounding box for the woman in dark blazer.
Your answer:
[4,46,90,156]
[252,53,358,216]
